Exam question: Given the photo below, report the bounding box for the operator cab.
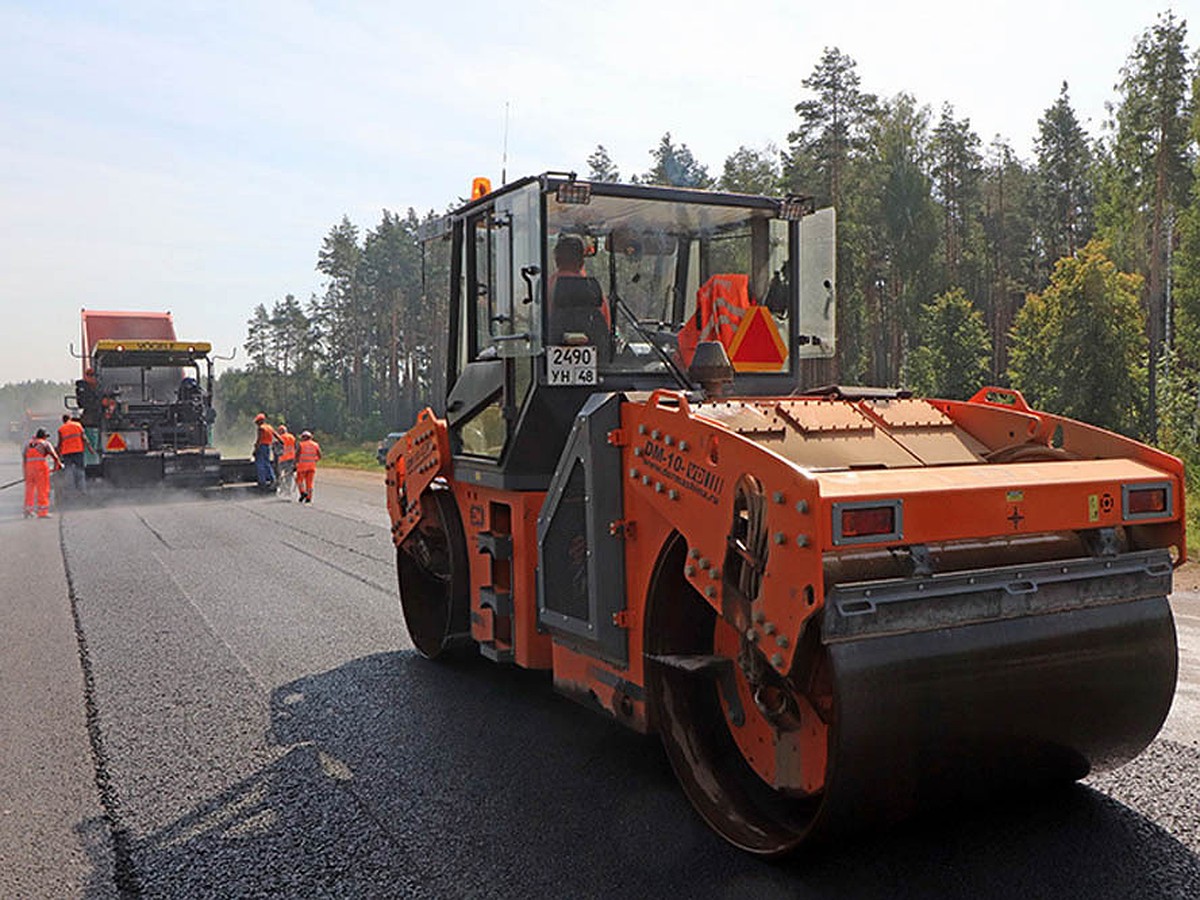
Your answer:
[423,173,835,489]
[80,340,217,448]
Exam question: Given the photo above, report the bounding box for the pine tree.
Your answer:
[244,304,273,373]
[719,145,782,195]
[587,145,621,182]
[846,93,938,384]
[641,133,712,188]
[1033,82,1094,279]
[269,294,312,425]
[362,209,423,426]
[931,104,983,290]
[786,47,877,208]
[1098,11,1193,433]
[980,138,1035,378]
[315,216,364,417]
[906,288,991,399]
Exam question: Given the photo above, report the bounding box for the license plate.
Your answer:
[547,345,598,386]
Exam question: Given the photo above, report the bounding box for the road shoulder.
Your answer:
[0,478,115,897]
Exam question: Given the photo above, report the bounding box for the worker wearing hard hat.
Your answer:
[24,428,62,518]
[253,413,276,490]
[295,430,322,504]
[274,423,297,498]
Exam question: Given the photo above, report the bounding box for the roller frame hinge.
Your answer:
[608,519,636,539]
[611,608,635,629]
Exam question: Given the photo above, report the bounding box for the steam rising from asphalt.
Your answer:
[0,455,269,522]
[55,480,267,511]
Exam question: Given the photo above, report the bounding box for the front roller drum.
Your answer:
[820,593,1177,837]
[650,547,1178,855]
[397,484,472,659]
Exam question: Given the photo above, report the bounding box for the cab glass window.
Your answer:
[471,212,496,358]
[544,193,792,381]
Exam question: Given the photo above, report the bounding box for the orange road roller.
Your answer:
[386,173,1182,854]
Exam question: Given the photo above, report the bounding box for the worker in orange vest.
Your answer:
[253,413,276,490]
[24,428,62,518]
[295,430,322,504]
[274,424,297,498]
[57,413,94,495]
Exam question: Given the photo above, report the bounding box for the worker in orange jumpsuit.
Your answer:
[295,430,322,504]
[57,413,94,495]
[24,428,62,518]
[274,424,297,498]
[253,413,276,490]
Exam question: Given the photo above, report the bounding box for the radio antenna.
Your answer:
[501,101,510,185]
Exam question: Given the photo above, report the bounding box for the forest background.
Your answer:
[5,11,1200,487]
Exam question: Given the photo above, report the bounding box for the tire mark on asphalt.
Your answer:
[279,539,395,596]
[246,495,388,530]
[133,511,172,550]
[240,505,392,565]
[59,517,143,898]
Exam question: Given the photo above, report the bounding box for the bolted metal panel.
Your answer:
[540,461,591,622]
[537,392,628,667]
[823,548,1173,643]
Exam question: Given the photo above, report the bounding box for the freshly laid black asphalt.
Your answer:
[2,461,1198,898]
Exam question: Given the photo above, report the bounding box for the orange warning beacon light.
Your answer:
[471,177,492,200]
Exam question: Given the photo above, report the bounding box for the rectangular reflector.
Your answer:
[832,499,903,545]
[841,506,895,538]
[1127,487,1167,515]
[1122,481,1173,520]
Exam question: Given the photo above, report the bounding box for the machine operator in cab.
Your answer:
[547,235,611,355]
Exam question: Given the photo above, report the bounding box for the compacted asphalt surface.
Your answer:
[1,457,1198,898]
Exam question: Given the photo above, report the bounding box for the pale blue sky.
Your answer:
[0,0,1190,384]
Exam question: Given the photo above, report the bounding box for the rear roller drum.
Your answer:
[646,537,821,855]
[645,535,1179,854]
[397,484,472,659]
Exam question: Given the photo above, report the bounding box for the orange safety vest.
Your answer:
[278,432,297,462]
[677,273,753,367]
[58,420,85,455]
[296,439,321,469]
[257,422,276,446]
[24,439,52,465]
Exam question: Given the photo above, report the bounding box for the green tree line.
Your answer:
[219,10,1200,477]
[216,208,451,443]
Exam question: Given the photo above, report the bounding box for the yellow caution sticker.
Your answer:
[1088,494,1100,523]
[1006,490,1024,503]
